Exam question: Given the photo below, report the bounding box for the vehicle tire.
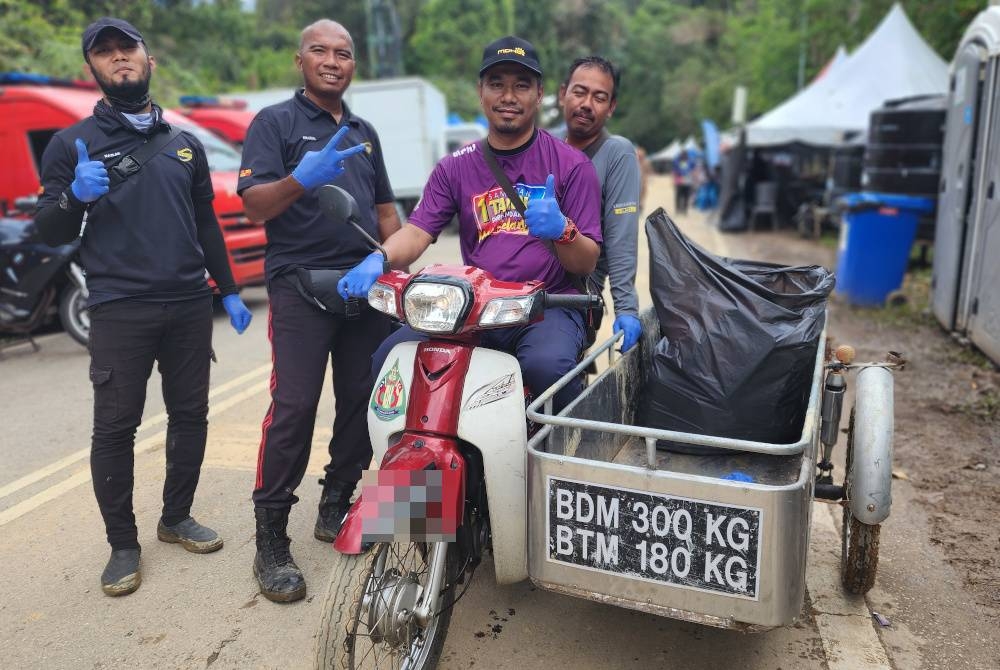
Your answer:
[841,408,881,595]
[58,283,89,347]
[315,543,454,670]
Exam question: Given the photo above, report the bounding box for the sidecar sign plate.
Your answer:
[545,476,763,600]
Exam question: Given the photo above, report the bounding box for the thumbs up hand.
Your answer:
[70,138,110,203]
[291,126,367,190]
[524,174,567,240]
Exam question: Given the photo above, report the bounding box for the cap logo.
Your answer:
[497,47,526,56]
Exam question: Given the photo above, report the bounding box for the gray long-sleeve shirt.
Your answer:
[589,135,641,316]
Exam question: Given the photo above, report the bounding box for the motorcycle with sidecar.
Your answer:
[312,185,896,669]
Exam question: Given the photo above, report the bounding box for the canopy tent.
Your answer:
[649,140,683,162]
[747,3,948,147]
[812,45,848,83]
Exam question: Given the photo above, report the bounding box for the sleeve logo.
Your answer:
[239,168,252,177]
[175,147,194,162]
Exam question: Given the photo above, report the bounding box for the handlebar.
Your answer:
[544,293,602,310]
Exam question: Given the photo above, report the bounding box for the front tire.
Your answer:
[315,543,454,670]
[840,408,881,594]
[58,283,89,346]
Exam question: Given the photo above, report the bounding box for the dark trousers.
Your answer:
[675,183,692,214]
[88,295,214,551]
[253,275,391,509]
[371,307,586,412]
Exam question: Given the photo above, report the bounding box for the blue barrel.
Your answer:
[835,192,935,306]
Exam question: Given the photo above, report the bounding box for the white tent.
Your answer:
[747,3,948,147]
[649,139,683,162]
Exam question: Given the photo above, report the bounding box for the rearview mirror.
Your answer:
[318,184,361,226]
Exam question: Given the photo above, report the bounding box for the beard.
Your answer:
[92,62,152,113]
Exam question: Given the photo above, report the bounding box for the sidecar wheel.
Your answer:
[315,543,453,670]
[840,408,881,594]
[841,505,881,594]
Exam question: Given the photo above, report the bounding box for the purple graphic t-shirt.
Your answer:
[408,129,602,295]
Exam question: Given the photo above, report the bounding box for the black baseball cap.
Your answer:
[479,36,542,77]
[81,17,144,56]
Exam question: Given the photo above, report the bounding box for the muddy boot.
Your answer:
[157,517,224,554]
[253,507,306,603]
[314,477,356,543]
[101,548,141,597]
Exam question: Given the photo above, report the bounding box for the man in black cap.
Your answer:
[35,17,253,597]
[238,19,400,603]
[340,36,602,412]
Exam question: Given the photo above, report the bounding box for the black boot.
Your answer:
[314,477,356,542]
[253,507,306,603]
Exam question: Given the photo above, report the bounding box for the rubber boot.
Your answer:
[253,507,306,603]
[314,477,356,543]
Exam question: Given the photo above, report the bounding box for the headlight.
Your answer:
[367,282,398,318]
[479,295,537,327]
[403,282,469,332]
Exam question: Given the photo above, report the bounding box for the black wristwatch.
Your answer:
[58,189,85,212]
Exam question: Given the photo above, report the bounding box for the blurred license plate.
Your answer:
[546,477,763,599]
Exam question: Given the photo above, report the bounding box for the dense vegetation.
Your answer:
[0,0,982,151]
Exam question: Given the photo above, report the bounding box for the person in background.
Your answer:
[35,16,252,597]
[559,55,642,352]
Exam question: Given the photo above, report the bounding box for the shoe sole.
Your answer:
[157,529,224,554]
[314,525,338,543]
[102,572,141,597]
[253,564,306,603]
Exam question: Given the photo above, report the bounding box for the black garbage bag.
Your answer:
[641,208,834,454]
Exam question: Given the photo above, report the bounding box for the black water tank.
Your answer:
[862,95,946,197]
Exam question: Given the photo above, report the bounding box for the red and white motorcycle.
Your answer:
[313,185,597,669]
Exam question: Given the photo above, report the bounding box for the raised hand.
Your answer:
[524,174,567,240]
[71,138,110,203]
[291,126,367,190]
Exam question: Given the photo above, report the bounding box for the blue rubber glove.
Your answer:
[291,126,367,190]
[613,314,642,352]
[222,294,252,334]
[70,139,110,203]
[338,252,386,299]
[524,174,567,240]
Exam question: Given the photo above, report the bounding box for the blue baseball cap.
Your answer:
[82,17,144,56]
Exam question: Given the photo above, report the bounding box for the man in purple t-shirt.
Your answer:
[339,35,602,409]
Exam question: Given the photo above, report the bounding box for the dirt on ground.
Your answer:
[726,227,1000,623]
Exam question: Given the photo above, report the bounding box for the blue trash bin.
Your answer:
[835,192,935,306]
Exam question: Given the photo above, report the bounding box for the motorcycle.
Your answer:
[0,197,89,348]
[313,185,598,669]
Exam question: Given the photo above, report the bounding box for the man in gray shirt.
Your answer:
[559,56,642,351]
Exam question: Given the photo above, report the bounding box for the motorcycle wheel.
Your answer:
[840,408,881,594]
[315,542,454,670]
[58,284,89,347]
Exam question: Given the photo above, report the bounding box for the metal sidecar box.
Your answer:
[526,310,825,631]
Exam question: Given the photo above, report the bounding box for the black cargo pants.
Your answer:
[252,274,391,509]
[88,295,213,551]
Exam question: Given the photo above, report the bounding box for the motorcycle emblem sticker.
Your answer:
[371,359,407,421]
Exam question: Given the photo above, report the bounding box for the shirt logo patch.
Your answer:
[613,205,638,215]
[239,168,252,177]
[471,182,544,242]
[362,141,373,154]
[103,151,121,159]
[176,147,193,162]
[302,135,317,141]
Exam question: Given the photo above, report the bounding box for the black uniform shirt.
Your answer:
[37,102,216,305]
[237,91,393,281]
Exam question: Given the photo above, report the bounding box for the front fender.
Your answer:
[333,435,465,555]
[849,366,894,525]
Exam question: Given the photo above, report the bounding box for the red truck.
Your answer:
[0,75,266,288]
[173,96,256,147]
